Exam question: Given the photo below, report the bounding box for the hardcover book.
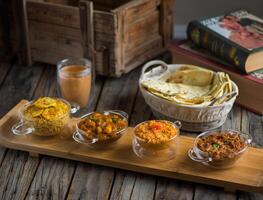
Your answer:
[187,10,263,73]
[169,40,263,115]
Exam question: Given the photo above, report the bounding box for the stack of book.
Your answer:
[170,10,263,114]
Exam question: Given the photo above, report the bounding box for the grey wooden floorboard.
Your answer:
[0,62,12,92]
[193,106,241,200]
[0,64,44,116]
[109,79,158,200]
[237,109,263,200]
[25,157,76,200]
[25,66,105,200]
[155,179,194,200]
[0,62,13,166]
[0,63,44,200]
[67,68,140,200]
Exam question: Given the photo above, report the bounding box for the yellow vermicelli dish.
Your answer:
[23,97,70,136]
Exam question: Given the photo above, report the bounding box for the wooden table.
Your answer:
[0,58,262,200]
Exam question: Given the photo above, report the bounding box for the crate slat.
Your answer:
[10,0,173,76]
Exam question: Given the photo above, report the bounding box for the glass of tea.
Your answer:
[57,58,94,114]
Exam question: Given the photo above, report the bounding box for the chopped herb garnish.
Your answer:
[90,117,99,122]
[212,143,220,148]
[112,118,118,123]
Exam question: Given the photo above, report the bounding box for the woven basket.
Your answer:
[139,60,239,132]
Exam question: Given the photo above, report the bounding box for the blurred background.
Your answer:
[173,0,263,39]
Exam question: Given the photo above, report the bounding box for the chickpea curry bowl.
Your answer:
[73,110,128,147]
[188,130,252,169]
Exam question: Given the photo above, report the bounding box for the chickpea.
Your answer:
[104,125,112,134]
[96,127,103,134]
[94,112,101,118]
[88,121,96,127]
[106,118,113,123]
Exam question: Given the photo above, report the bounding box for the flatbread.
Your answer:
[167,68,214,86]
[141,65,234,106]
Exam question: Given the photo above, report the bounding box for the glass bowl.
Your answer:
[12,98,71,136]
[132,120,181,162]
[73,110,128,149]
[188,130,252,169]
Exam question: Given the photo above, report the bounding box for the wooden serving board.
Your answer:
[1,100,263,193]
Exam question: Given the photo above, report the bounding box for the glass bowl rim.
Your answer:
[75,110,129,143]
[19,98,71,122]
[193,129,252,157]
[133,119,181,142]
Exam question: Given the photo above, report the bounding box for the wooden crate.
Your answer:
[12,0,173,76]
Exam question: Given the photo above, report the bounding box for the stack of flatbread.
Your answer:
[141,65,233,106]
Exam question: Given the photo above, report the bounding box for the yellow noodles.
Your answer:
[23,97,70,136]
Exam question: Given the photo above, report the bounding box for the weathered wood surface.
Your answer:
[10,0,171,77]
[0,63,44,200]
[0,57,263,199]
[68,67,140,199]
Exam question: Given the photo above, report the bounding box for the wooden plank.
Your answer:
[27,0,81,28]
[124,11,160,52]
[237,108,263,199]
[67,164,114,199]
[155,179,194,200]
[24,65,105,199]
[21,0,32,65]
[193,106,242,199]
[79,0,95,65]
[94,11,115,35]
[67,68,140,199]
[194,185,236,200]
[110,171,137,200]
[130,61,193,200]
[0,62,12,92]
[112,11,124,76]
[241,109,263,147]
[94,12,116,76]
[238,192,263,200]
[29,27,84,58]
[109,88,155,200]
[124,36,162,64]
[159,0,174,47]
[0,64,44,117]
[29,20,83,41]
[0,62,13,167]
[25,157,76,199]
[23,66,71,199]
[96,68,139,112]
[111,172,157,200]
[124,36,164,73]
[7,0,31,65]
[31,49,83,65]
[130,175,156,200]
[113,0,159,22]
[0,63,44,200]
[0,150,39,200]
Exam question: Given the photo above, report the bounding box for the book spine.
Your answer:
[187,21,249,73]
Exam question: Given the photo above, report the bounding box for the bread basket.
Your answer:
[139,60,239,132]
